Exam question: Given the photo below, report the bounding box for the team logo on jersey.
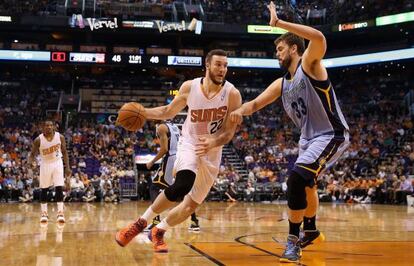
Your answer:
[190,106,228,122]
[42,144,60,155]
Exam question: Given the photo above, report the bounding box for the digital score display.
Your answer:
[69,52,105,63]
[110,54,166,65]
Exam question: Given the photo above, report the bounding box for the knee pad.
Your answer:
[164,170,196,202]
[287,171,307,210]
[41,188,49,202]
[55,186,64,202]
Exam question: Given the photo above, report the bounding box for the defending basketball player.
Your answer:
[145,121,200,232]
[28,120,71,224]
[115,49,242,252]
[230,2,350,263]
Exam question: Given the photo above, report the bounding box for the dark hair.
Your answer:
[206,49,227,63]
[274,32,305,56]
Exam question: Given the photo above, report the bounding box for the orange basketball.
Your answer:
[116,102,146,132]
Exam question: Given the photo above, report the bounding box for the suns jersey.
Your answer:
[163,122,180,156]
[181,77,233,145]
[39,132,62,163]
[281,64,349,140]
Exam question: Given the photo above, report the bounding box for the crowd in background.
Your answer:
[0,0,412,26]
[1,66,414,205]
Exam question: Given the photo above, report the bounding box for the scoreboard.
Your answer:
[0,50,202,67]
[1,49,414,69]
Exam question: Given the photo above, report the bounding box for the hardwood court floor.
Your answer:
[1,201,414,265]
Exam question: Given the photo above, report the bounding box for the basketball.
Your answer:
[116,102,146,131]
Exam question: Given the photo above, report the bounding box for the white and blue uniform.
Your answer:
[152,122,180,188]
[281,62,350,181]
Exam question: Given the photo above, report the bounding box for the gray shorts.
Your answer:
[293,132,350,182]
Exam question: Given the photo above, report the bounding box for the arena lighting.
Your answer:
[376,11,414,26]
[227,48,414,69]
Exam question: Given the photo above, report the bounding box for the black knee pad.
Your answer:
[164,170,196,202]
[287,171,307,210]
[55,186,64,202]
[41,188,49,202]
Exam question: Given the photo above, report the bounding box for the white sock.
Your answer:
[156,219,171,231]
[41,203,48,213]
[57,202,64,212]
[141,207,158,222]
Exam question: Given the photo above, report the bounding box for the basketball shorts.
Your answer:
[152,154,176,189]
[174,140,222,204]
[293,132,350,186]
[40,160,64,188]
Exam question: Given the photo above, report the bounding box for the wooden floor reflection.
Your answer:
[1,201,414,265]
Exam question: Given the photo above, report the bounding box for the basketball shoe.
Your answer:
[299,230,325,249]
[280,235,302,263]
[40,211,48,223]
[188,220,200,232]
[115,218,147,247]
[149,227,168,253]
[57,211,65,223]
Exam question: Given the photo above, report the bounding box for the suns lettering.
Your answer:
[42,144,60,155]
[190,106,228,122]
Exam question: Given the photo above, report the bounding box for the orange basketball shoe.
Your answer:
[115,218,147,247]
[149,227,168,253]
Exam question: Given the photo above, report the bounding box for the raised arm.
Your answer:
[230,78,282,124]
[143,80,191,120]
[60,134,72,178]
[146,124,169,170]
[267,1,327,79]
[28,137,40,166]
[196,88,242,156]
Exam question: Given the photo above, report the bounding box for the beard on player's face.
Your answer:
[208,68,225,85]
[279,53,292,71]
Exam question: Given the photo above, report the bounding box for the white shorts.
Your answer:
[174,140,222,204]
[40,160,64,188]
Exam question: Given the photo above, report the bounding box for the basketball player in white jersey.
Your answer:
[116,49,242,252]
[145,121,200,232]
[230,2,349,263]
[28,120,71,223]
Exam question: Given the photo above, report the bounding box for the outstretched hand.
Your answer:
[267,1,279,27]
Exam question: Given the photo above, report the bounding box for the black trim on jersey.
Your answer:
[301,66,346,136]
[301,67,330,89]
[293,135,345,182]
[283,60,302,81]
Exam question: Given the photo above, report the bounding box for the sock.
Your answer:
[191,213,198,222]
[41,203,48,213]
[152,215,161,224]
[303,216,316,231]
[142,207,158,222]
[57,202,64,212]
[288,220,301,238]
[156,219,171,231]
